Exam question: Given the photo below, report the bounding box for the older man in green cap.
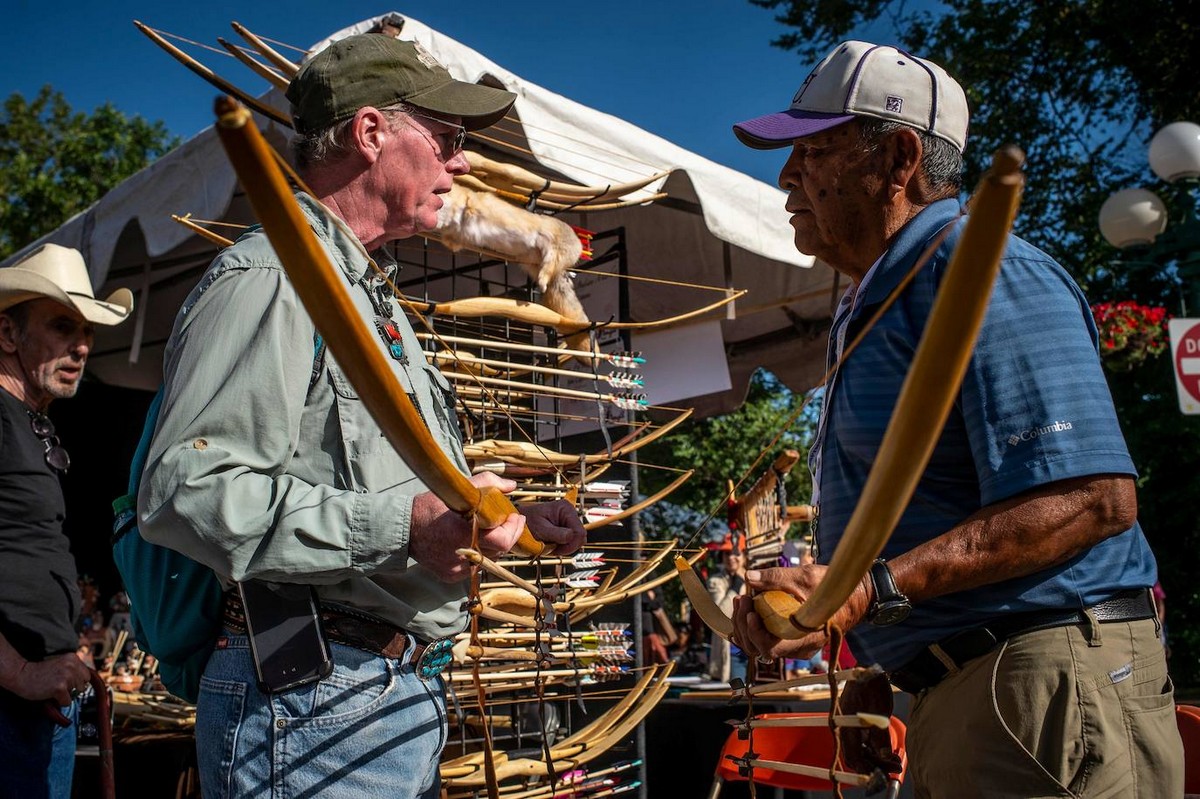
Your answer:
[139,33,585,798]
[0,243,132,798]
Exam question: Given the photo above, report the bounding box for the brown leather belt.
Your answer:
[222,590,453,677]
[889,588,1157,695]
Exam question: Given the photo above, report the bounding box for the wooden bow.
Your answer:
[212,98,546,557]
[439,663,674,786]
[229,21,299,76]
[465,541,703,627]
[678,145,1026,639]
[401,289,745,336]
[134,22,291,127]
[462,406,693,469]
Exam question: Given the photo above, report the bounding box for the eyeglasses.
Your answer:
[28,412,70,473]
[400,110,467,159]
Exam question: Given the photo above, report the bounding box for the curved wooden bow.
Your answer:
[583,469,693,532]
[463,406,693,470]
[440,662,674,786]
[455,173,669,213]
[678,145,1026,639]
[217,37,289,91]
[473,544,705,628]
[401,290,746,336]
[464,151,671,204]
[213,98,546,557]
[230,20,299,76]
[135,22,291,127]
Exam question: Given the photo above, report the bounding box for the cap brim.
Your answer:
[407,80,517,131]
[733,110,856,150]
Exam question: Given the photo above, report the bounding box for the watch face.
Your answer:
[871,601,911,626]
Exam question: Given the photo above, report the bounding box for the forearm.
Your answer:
[890,474,1138,604]
[140,464,415,583]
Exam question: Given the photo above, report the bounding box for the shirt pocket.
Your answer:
[326,356,423,493]
[417,362,465,452]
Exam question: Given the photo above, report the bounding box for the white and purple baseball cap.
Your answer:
[734,41,969,153]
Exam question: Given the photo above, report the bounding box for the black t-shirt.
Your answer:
[0,388,79,660]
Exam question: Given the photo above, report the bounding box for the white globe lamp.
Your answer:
[1098,188,1168,249]
[1149,121,1200,182]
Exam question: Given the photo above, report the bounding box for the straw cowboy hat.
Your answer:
[0,243,133,326]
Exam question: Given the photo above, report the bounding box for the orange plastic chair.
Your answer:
[707,711,907,799]
[1178,704,1200,795]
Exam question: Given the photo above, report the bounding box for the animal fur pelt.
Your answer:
[435,184,588,327]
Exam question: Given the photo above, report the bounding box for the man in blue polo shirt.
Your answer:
[728,41,1183,797]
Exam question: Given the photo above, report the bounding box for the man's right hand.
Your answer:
[409,472,528,582]
[4,652,92,707]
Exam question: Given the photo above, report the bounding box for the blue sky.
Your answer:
[0,1,905,187]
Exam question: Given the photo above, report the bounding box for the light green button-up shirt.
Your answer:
[139,194,470,641]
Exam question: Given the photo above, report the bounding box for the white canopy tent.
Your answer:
[3,11,836,416]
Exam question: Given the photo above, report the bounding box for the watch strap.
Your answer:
[869,559,903,604]
[867,558,911,625]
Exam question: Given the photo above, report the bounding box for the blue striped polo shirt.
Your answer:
[814,198,1158,671]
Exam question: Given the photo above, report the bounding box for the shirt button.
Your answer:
[193,439,208,450]
[276,719,286,729]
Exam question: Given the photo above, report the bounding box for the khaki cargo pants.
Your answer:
[908,616,1183,798]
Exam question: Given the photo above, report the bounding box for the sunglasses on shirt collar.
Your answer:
[28,411,70,473]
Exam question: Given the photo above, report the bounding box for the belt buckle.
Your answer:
[416,637,454,680]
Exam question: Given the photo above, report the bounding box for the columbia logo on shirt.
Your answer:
[1007,420,1073,447]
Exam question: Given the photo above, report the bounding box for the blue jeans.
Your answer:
[0,691,78,799]
[196,633,447,798]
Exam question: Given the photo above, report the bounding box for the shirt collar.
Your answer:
[856,198,963,309]
[295,193,374,283]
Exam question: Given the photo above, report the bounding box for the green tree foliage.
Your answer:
[0,86,178,259]
[640,369,816,542]
[637,370,817,623]
[750,0,1200,686]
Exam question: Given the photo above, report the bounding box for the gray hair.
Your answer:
[857,118,964,196]
[291,102,413,170]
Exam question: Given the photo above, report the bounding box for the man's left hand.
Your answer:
[521,500,586,555]
[731,563,871,661]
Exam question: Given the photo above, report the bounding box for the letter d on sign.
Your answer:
[1169,319,1200,414]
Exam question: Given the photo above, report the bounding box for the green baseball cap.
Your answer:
[287,34,516,135]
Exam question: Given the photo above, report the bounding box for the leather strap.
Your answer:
[223,590,427,664]
[890,588,1156,694]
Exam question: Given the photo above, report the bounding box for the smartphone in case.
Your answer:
[237,580,334,694]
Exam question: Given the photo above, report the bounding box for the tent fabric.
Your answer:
[1,11,834,411]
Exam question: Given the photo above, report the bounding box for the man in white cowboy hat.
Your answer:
[727,41,1183,797]
[0,242,132,798]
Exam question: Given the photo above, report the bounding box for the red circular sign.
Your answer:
[1175,322,1200,404]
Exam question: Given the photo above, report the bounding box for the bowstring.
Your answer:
[721,216,963,796]
[467,511,502,799]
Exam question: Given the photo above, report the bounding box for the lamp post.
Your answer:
[1098,121,1200,315]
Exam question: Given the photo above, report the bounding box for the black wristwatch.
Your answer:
[866,559,912,626]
